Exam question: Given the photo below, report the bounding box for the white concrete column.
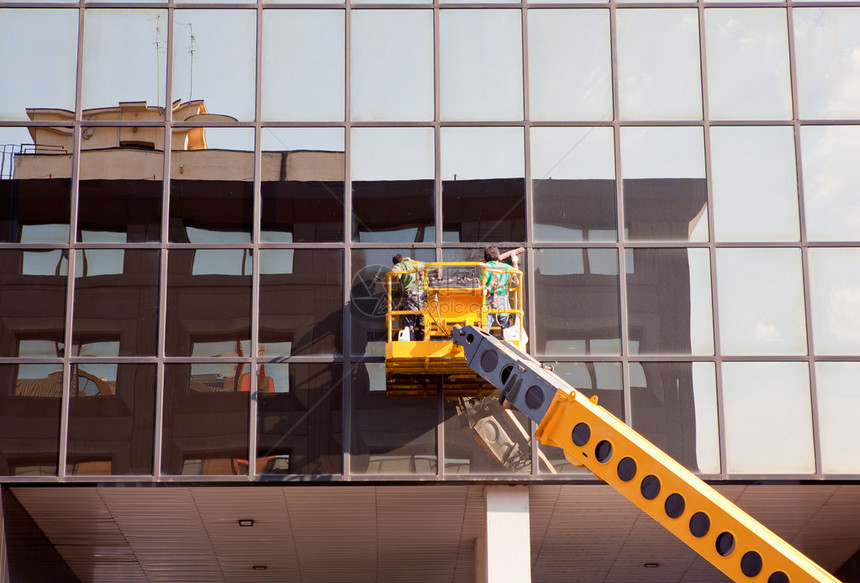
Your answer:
[479,485,531,583]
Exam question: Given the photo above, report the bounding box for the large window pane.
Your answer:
[261,128,344,243]
[350,248,434,357]
[83,10,168,114]
[260,249,342,358]
[351,363,436,475]
[722,362,814,474]
[169,128,253,243]
[440,10,523,121]
[78,126,163,243]
[617,9,702,120]
[807,248,860,355]
[352,128,434,243]
[441,127,525,243]
[166,249,251,357]
[710,126,799,242]
[794,8,860,119]
[351,10,434,122]
[172,10,256,120]
[531,127,616,242]
[73,250,159,357]
[0,9,78,120]
[67,364,156,476]
[527,10,612,121]
[0,127,71,243]
[621,127,708,242]
[631,362,719,474]
[627,248,714,356]
[262,10,345,121]
[538,362,622,475]
[0,364,62,476]
[802,126,860,241]
[162,363,249,476]
[704,8,792,120]
[534,248,620,356]
[716,248,807,356]
[444,396,531,475]
[0,250,67,357]
[257,363,342,476]
[815,363,860,474]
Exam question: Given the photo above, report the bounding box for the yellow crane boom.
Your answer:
[451,324,841,583]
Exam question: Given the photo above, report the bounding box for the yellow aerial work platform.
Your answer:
[384,261,526,397]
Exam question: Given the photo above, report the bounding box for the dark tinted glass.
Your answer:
[78,179,162,243]
[260,249,342,357]
[533,248,621,356]
[353,179,434,243]
[623,179,707,241]
[169,179,253,243]
[0,364,62,476]
[0,178,70,243]
[67,363,156,476]
[261,180,344,242]
[256,363,343,475]
[0,249,67,357]
[351,363,437,474]
[442,178,525,243]
[533,179,616,242]
[73,249,159,357]
[166,249,251,357]
[162,363,249,476]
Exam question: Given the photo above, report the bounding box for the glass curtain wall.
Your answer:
[0,0,859,482]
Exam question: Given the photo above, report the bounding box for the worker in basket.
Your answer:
[391,254,426,341]
[483,246,524,332]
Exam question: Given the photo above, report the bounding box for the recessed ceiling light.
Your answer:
[238,519,255,527]
[644,563,660,568]
[252,565,268,571]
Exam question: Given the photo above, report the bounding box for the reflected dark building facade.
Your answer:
[3,2,860,579]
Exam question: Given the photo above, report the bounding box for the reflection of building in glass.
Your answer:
[3,1,860,576]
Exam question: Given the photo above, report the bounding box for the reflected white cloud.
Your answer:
[794,8,860,119]
[802,126,860,241]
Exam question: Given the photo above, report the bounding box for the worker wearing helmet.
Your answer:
[391,254,426,341]
[483,246,521,331]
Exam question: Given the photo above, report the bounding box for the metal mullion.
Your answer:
[607,0,633,428]
[247,0,264,482]
[698,0,727,480]
[153,3,175,481]
[785,3,821,477]
[342,0,353,481]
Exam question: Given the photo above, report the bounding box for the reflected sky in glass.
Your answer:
[794,8,860,119]
[83,10,168,112]
[173,10,255,120]
[705,8,792,120]
[262,10,345,121]
[617,9,702,120]
[716,248,807,356]
[815,363,860,474]
[351,10,433,122]
[710,126,799,242]
[440,10,523,121]
[807,248,860,355]
[441,127,523,180]
[531,127,614,180]
[802,126,860,241]
[528,10,612,121]
[722,362,814,474]
[620,126,704,179]
[0,9,78,120]
[351,128,434,181]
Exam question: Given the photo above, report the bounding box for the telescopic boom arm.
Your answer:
[451,325,840,583]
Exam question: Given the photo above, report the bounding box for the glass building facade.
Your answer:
[1,0,860,489]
